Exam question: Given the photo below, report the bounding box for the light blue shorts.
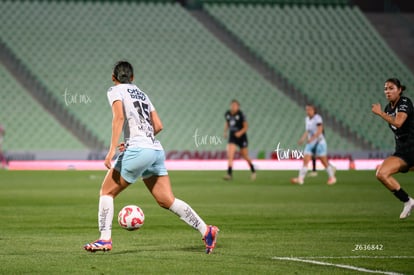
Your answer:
[304,141,328,157]
[113,148,168,184]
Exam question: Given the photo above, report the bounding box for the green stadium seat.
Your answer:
[205,3,414,150]
[0,1,362,152]
[0,63,86,151]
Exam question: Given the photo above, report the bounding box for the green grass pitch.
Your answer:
[0,170,413,274]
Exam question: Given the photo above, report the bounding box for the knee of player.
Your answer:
[375,167,388,182]
[157,197,175,209]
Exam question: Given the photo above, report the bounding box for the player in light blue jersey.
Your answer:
[291,104,336,185]
[84,61,218,254]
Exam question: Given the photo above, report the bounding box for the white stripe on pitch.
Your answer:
[271,257,403,275]
[301,256,414,259]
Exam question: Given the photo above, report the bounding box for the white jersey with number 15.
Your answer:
[107,83,163,150]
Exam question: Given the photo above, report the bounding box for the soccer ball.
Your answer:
[118,205,145,231]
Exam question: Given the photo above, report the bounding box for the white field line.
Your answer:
[301,256,414,259]
[271,256,404,275]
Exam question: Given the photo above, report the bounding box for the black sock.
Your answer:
[227,167,232,176]
[393,188,410,203]
[312,158,316,172]
[250,163,255,173]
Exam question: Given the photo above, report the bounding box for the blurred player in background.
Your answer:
[0,124,7,169]
[223,99,256,180]
[291,104,336,185]
[84,61,218,254]
[372,78,414,219]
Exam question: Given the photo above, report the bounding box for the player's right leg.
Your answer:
[308,156,318,177]
[319,156,336,185]
[143,150,219,253]
[224,143,237,180]
[144,174,219,254]
[376,156,414,219]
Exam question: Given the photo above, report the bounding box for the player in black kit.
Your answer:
[372,78,414,219]
[223,99,256,180]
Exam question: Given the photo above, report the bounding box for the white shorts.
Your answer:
[304,140,327,157]
[114,148,168,184]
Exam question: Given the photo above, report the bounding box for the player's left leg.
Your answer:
[376,156,414,219]
[319,156,336,185]
[314,141,336,185]
[84,168,130,252]
[240,147,256,180]
[84,148,154,252]
[143,175,219,254]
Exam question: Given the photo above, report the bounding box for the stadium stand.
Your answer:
[0,63,86,151]
[0,1,363,153]
[200,0,349,5]
[205,3,414,150]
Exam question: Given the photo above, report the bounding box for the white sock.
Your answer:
[169,198,207,236]
[326,166,335,178]
[98,195,114,240]
[299,166,308,180]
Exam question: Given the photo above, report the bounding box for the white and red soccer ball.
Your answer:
[118,205,145,231]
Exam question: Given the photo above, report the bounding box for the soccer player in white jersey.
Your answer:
[291,104,336,185]
[84,61,219,254]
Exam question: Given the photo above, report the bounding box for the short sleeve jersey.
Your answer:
[107,84,163,150]
[384,96,414,151]
[305,114,325,145]
[225,110,246,138]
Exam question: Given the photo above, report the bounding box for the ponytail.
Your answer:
[113,61,134,84]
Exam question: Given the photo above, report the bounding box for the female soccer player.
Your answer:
[223,99,256,180]
[291,104,336,185]
[372,78,414,219]
[84,61,218,253]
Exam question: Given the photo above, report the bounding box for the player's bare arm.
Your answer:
[105,100,124,169]
[371,103,408,128]
[298,131,308,145]
[235,121,248,138]
[150,110,163,136]
[223,122,229,138]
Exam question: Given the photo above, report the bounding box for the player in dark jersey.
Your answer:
[372,78,414,219]
[223,99,256,180]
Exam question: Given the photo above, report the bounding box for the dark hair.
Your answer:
[385,78,406,93]
[113,61,134,84]
[306,103,317,113]
[231,99,240,105]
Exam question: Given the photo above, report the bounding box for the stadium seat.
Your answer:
[0,63,86,151]
[205,3,414,150]
[0,1,361,152]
